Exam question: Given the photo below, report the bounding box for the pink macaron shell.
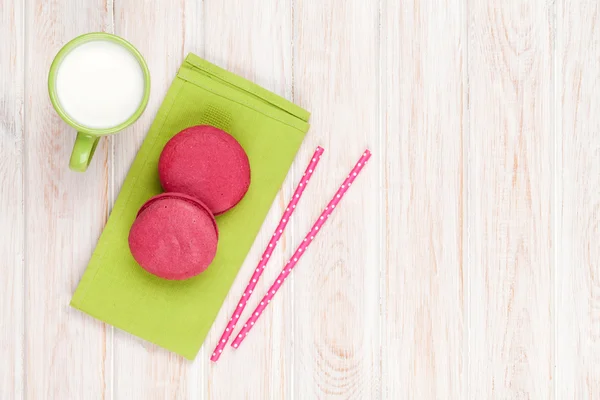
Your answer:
[128,192,218,280]
[158,125,251,215]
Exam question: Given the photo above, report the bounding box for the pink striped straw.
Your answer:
[231,149,372,349]
[210,146,325,362]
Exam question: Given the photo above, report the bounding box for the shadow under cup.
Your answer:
[48,32,150,172]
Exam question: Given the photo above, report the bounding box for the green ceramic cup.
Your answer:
[48,33,150,172]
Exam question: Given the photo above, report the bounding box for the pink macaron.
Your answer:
[128,192,219,280]
[158,125,251,215]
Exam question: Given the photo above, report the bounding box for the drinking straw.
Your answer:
[231,149,371,349]
[210,146,325,362]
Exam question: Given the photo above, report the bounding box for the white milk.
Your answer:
[55,40,145,129]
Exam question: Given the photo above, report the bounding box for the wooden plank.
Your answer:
[110,1,203,399]
[556,1,600,397]
[467,1,554,398]
[292,1,381,398]
[202,1,295,398]
[0,0,24,398]
[381,1,465,398]
[24,0,112,398]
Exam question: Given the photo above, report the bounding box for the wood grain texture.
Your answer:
[202,0,295,398]
[24,0,112,398]
[292,0,382,398]
[111,1,203,399]
[556,1,600,398]
[3,0,600,398]
[381,1,465,398]
[467,1,554,398]
[0,1,24,399]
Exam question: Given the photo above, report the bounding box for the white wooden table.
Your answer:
[1,0,599,398]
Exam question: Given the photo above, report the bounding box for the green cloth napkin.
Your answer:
[71,53,310,359]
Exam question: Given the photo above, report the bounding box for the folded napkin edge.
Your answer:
[184,53,310,123]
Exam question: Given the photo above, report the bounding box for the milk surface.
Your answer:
[56,40,145,129]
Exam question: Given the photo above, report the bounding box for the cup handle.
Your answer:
[69,132,100,172]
